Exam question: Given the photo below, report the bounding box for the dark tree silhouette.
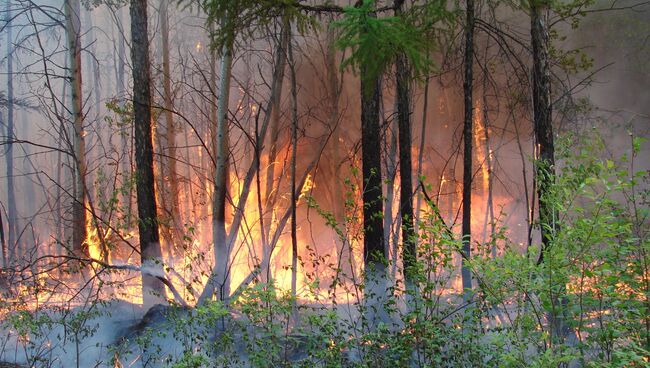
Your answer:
[130,0,166,307]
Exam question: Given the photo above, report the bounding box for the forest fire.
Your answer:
[1,0,648,366]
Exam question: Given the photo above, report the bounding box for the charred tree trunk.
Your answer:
[361,73,385,274]
[461,0,475,295]
[360,50,387,327]
[65,0,88,260]
[130,0,166,307]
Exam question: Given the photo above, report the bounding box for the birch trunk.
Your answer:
[198,31,296,304]
[211,18,233,302]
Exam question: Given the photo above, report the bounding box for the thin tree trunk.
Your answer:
[65,0,88,260]
[153,107,172,260]
[461,0,475,295]
[211,16,234,303]
[512,110,533,248]
[186,130,195,224]
[83,8,100,119]
[83,8,101,190]
[394,0,415,290]
[384,97,397,278]
[205,37,218,225]
[115,5,132,222]
[199,34,322,304]
[56,56,69,255]
[228,139,329,302]
[530,0,567,345]
[0,209,5,267]
[361,73,385,272]
[325,24,351,280]
[414,78,429,236]
[4,0,17,264]
[358,6,386,322]
[263,22,288,252]
[531,0,556,264]
[160,0,183,252]
[130,0,166,307]
[288,29,298,317]
[481,87,496,256]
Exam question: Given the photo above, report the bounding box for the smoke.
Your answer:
[0,0,648,366]
[565,0,650,161]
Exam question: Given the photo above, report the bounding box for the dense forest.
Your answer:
[0,0,648,366]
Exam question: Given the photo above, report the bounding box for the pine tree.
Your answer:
[130,0,166,307]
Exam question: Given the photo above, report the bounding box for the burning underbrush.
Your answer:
[0,135,648,367]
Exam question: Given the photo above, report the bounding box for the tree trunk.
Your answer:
[481,87,496,256]
[384,97,398,279]
[198,23,287,305]
[531,0,556,264]
[358,7,387,322]
[414,78,429,236]
[160,0,183,253]
[211,18,233,303]
[130,0,166,307]
[0,210,5,267]
[207,24,217,225]
[288,29,298,317]
[394,0,416,290]
[325,24,351,280]
[83,9,101,123]
[115,5,132,222]
[461,0,475,295]
[228,139,329,302]
[361,72,385,274]
[64,0,88,260]
[263,22,288,255]
[530,0,567,345]
[56,56,69,257]
[4,0,16,265]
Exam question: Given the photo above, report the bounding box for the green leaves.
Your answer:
[333,0,449,91]
[199,0,316,53]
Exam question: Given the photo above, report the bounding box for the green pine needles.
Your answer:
[333,0,440,91]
